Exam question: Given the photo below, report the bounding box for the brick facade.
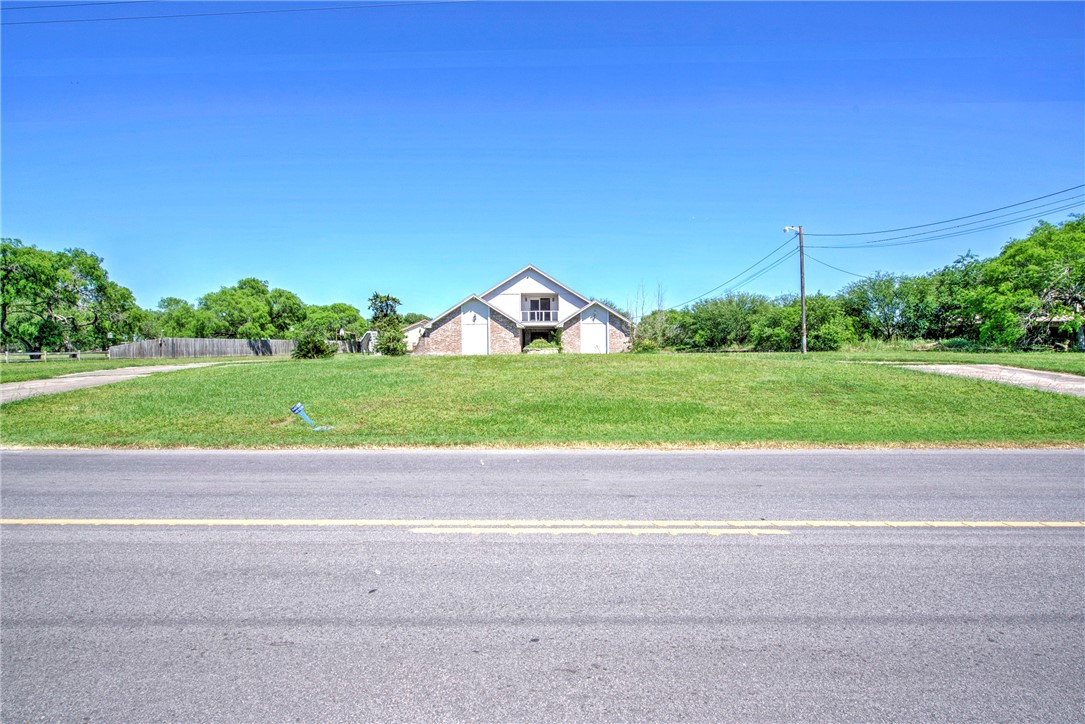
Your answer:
[489,311,521,355]
[412,309,461,355]
[608,315,631,353]
[561,318,581,354]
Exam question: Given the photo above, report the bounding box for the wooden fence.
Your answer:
[3,350,110,363]
[108,338,364,359]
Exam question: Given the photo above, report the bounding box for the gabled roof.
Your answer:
[479,265,590,306]
[559,299,631,325]
[423,295,524,330]
[403,319,430,332]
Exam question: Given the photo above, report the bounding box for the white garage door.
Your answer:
[580,307,608,354]
[461,300,490,355]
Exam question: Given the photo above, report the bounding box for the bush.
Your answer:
[631,338,660,353]
[292,334,336,359]
[524,338,560,350]
[373,318,407,356]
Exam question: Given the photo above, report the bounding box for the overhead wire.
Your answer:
[668,235,797,310]
[2,1,155,9]
[1,0,472,25]
[807,200,1083,249]
[804,184,1084,237]
[729,248,800,292]
[804,253,872,280]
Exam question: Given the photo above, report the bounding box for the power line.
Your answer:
[808,196,1084,249]
[853,195,1084,245]
[668,235,797,310]
[2,1,155,10]
[730,248,799,292]
[804,184,1085,237]
[807,201,1083,249]
[804,253,871,280]
[1,0,471,26]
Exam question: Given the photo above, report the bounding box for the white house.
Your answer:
[403,319,429,352]
[412,266,631,355]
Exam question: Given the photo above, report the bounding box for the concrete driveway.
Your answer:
[0,363,217,405]
[904,364,1085,397]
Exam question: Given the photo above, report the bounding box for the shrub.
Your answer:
[292,333,336,359]
[524,338,560,350]
[631,338,660,353]
[373,317,407,356]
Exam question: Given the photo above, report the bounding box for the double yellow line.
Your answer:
[1,518,1081,537]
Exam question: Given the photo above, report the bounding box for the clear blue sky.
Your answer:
[3,1,1083,317]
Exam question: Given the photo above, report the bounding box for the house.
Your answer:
[403,319,429,352]
[412,266,631,355]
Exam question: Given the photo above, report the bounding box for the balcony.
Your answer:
[522,310,558,323]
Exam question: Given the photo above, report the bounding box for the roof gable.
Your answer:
[423,295,523,330]
[560,299,631,325]
[479,265,590,306]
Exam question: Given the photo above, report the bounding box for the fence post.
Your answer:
[43,351,47,362]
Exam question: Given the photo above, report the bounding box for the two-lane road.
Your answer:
[2,450,1082,721]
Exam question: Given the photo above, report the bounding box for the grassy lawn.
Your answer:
[1,352,1081,449]
[0,356,289,384]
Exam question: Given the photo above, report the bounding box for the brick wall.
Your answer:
[412,309,461,355]
[608,316,631,353]
[561,318,581,353]
[490,312,521,355]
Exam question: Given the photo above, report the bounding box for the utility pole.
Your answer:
[784,225,807,354]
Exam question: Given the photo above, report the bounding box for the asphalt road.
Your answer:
[2,450,1083,722]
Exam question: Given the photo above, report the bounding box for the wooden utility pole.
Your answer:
[798,225,807,354]
[785,225,808,354]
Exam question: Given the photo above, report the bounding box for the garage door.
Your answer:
[580,307,608,353]
[461,300,490,355]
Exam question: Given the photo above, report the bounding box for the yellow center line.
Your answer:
[1,519,1081,528]
[410,527,790,536]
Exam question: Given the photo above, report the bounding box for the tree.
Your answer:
[369,292,407,356]
[368,293,402,324]
[197,278,305,339]
[839,272,910,340]
[298,303,366,340]
[401,312,430,326]
[1,239,140,351]
[968,216,1084,348]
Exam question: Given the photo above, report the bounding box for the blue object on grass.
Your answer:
[291,403,333,431]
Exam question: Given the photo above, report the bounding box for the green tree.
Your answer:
[968,217,1084,348]
[297,303,366,340]
[839,272,910,340]
[369,292,407,356]
[197,278,305,339]
[1,239,140,351]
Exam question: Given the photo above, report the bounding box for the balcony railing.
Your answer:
[522,310,558,322]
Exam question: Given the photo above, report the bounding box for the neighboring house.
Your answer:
[413,266,631,355]
[403,319,429,352]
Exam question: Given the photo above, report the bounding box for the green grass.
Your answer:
[0,356,289,383]
[1,353,1082,448]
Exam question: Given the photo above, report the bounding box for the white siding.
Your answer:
[461,300,490,355]
[580,307,608,353]
[483,270,587,324]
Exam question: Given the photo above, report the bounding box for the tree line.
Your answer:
[633,217,1084,352]
[3,216,1080,353]
[0,238,425,352]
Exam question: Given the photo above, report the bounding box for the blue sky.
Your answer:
[3,1,1083,317]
